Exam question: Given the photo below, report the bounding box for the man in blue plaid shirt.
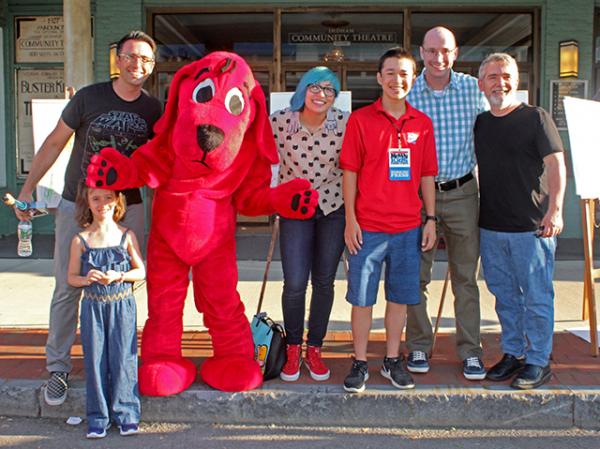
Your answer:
[406,26,488,380]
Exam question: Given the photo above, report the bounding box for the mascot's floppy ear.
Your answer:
[152,63,197,149]
[242,82,278,165]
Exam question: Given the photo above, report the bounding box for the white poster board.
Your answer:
[563,96,600,199]
[32,99,72,208]
[268,91,352,186]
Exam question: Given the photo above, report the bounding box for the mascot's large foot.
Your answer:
[139,357,197,396]
[200,356,263,392]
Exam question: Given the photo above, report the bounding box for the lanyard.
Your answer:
[383,113,407,148]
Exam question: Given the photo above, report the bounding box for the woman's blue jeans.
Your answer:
[279,206,346,346]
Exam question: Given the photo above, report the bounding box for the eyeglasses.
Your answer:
[119,53,155,66]
[422,47,457,57]
[307,84,336,97]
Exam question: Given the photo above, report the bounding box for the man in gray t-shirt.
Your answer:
[15,30,161,406]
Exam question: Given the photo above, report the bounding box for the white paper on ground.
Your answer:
[66,416,82,425]
[566,327,600,347]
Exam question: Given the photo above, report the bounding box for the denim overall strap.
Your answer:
[77,233,90,251]
[119,228,130,248]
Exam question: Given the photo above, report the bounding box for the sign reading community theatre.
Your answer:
[15,16,64,63]
[289,29,397,44]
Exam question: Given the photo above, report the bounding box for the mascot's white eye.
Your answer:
[192,78,215,103]
[224,87,244,116]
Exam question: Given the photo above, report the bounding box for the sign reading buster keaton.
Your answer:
[16,69,65,175]
[15,16,64,63]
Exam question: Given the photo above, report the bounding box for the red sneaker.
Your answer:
[280,344,302,381]
[305,345,331,381]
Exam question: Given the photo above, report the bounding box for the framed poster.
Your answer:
[16,69,66,176]
[550,79,588,130]
[15,16,64,63]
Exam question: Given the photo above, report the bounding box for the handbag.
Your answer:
[251,216,286,380]
[251,312,286,380]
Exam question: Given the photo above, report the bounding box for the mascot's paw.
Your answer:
[271,178,319,219]
[86,147,137,190]
[139,357,197,396]
[200,356,263,392]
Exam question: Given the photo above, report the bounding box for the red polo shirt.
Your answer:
[340,98,438,233]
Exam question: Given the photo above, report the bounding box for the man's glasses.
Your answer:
[119,53,155,66]
[422,47,456,57]
[307,84,336,97]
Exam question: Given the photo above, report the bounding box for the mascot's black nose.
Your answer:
[197,124,224,153]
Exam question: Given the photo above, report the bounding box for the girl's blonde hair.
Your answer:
[75,181,127,227]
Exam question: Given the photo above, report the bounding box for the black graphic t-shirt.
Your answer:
[61,81,162,203]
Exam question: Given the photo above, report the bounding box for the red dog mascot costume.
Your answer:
[86,52,318,395]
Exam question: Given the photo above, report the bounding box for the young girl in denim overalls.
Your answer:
[67,183,145,439]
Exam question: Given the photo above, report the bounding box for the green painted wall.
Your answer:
[1,0,598,242]
[540,0,595,238]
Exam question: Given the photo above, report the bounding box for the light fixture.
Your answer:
[109,42,120,79]
[559,40,578,78]
[321,15,350,29]
[323,47,345,63]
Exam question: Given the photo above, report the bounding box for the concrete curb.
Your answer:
[1,379,599,429]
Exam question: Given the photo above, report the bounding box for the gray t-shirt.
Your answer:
[61,81,162,203]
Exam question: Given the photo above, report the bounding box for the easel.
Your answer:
[431,267,451,356]
[580,198,599,356]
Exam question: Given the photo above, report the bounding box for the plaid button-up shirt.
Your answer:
[408,70,488,182]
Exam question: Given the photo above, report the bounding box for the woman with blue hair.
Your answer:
[270,66,349,382]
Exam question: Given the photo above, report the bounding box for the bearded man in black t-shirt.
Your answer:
[474,53,566,390]
[14,31,162,406]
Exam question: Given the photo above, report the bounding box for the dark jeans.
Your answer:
[279,206,346,346]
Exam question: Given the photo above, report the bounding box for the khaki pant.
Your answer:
[406,178,482,360]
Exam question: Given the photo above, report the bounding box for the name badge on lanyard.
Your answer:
[389,147,411,181]
[388,120,410,181]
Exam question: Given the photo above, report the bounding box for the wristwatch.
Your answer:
[424,215,438,223]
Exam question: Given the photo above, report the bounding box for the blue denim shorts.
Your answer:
[346,227,421,307]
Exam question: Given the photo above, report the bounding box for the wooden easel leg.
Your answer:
[256,216,280,315]
[581,199,598,356]
[431,266,450,358]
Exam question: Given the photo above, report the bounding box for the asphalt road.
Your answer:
[1,417,600,449]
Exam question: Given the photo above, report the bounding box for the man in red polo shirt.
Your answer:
[340,47,438,393]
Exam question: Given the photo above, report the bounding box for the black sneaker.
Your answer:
[343,359,369,393]
[407,350,430,373]
[44,371,68,406]
[381,355,415,390]
[486,354,525,381]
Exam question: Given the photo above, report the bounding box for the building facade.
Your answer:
[1,0,598,244]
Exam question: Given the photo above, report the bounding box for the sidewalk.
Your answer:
[1,258,599,429]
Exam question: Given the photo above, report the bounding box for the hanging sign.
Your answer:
[288,30,397,45]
